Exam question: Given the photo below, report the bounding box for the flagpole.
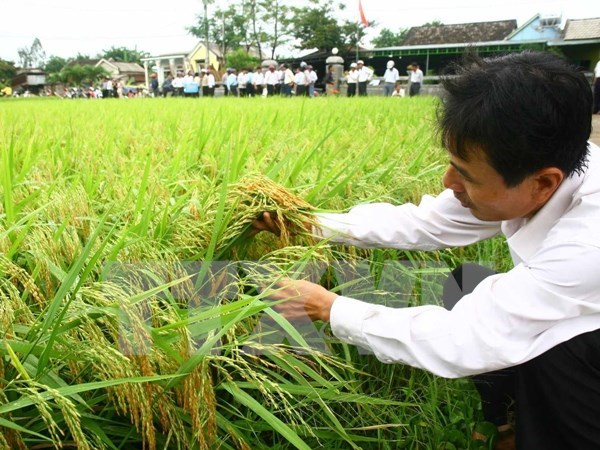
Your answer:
[356,21,359,62]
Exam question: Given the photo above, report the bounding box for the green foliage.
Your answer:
[98,46,149,65]
[50,64,109,86]
[0,59,17,88]
[225,49,260,71]
[372,28,409,47]
[423,20,444,27]
[44,55,68,75]
[289,3,346,52]
[0,97,505,449]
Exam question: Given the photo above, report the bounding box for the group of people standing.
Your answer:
[380,60,424,97]
[154,63,320,98]
[150,59,428,99]
[345,60,424,98]
[345,60,374,97]
[157,69,217,98]
[223,63,319,98]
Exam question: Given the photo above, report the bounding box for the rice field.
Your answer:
[0,96,510,449]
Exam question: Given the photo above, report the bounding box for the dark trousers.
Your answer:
[409,82,421,96]
[296,85,306,96]
[358,81,367,96]
[347,83,356,97]
[443,264,600,449]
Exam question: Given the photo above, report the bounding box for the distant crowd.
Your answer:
[2,60,426,100]
[153,62,321,98]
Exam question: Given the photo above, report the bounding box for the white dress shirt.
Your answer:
[409,68,424,84]
[358,66,373,82]
[383,68,399,83]
[318,142,600,378]
[347,69,359,84]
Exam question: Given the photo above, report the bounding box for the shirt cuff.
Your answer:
[329,296,374,349]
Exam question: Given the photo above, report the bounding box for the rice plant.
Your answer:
[0,96,508,449]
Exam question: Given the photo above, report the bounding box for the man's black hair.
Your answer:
[439,51,592,187]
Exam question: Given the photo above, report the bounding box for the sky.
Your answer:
[1,0,598,64]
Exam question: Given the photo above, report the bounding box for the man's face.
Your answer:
[442,148,546,221]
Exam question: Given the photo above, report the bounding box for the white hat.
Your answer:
[350,62,357,68]
[357,60,364,65]
[387,60,394,69]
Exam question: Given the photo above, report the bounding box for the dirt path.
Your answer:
[592,115,600,146]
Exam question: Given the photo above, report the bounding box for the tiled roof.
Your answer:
[402,20,518,45]
[563,18,600,40]
[109,61,144,73]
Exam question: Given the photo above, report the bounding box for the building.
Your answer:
[11,68,46,94]
[552,17,600,71]
[95,58,145,83]
[366,14,600,77]
[141,42,224,91]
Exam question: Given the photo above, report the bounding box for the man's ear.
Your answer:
[532,167,564,203]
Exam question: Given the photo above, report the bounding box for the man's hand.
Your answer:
[251,211,282,236]
[266,278,338,322]
[250,211,313,238]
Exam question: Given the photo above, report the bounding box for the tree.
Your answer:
[17,38,46,68]
[72,53,92,63]
[188,0,293,61]
[287,2,346,52]
[422,20,443,27]
[44,55,68,75]
[259,0,291,59]
[372,28,409,47]
[98,46,148,65]
[56,64,109,86]
[0,59,17,88]
[225,48,260,71]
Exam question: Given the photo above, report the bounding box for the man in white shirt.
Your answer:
[263,65,278,97]
[253,67,265,97]
[280,64,295,97]
[356,60,373,96]
[306,65,318,97]
[237,69,248,97]
[383,60,400,96]
[253,51,599,450]
[346,63,359,97]
[409,62,424,96]
[294,67,307,96]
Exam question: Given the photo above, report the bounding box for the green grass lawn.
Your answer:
[0,96,509,449]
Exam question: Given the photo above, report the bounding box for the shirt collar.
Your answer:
[503,165,585,265]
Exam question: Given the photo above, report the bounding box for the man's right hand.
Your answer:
[250,211,282,236]
[250,211,313,238]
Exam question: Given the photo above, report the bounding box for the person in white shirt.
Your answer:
[253,67,265,97]
[294,67,307,96]
[409,62,424,96]
[171,72,184,97]
[253,51,599,450]
[383,60,400,97]
[593,59,600,114]
[201,69,215,97]
[238,69,249,97]
[264,65,278,96]
[306,65,318,97]
[280,64,294,97]
[356,60,373,96]
[346,63,359,97]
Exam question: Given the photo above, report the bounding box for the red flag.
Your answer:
[359,0,369,27]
